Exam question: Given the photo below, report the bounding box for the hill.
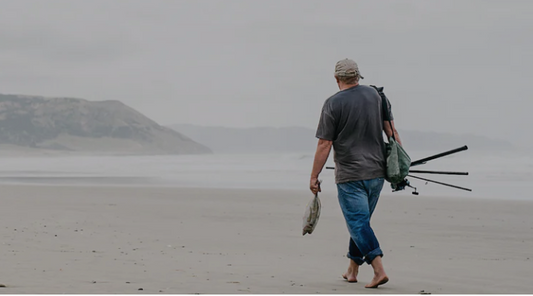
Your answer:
[0,94,211,155]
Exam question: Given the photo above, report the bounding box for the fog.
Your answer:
[0,0,531,148]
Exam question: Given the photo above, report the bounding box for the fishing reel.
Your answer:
[391,179,418,195]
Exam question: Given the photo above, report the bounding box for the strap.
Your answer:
[371,85,395,142]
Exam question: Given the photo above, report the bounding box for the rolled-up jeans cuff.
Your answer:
[364,248,383,265]
[346,252,365,265]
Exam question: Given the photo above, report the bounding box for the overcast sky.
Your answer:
[0,0,531,147]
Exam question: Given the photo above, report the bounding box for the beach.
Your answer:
[0,184,532,294]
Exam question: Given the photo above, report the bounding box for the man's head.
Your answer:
[334,58,364,88]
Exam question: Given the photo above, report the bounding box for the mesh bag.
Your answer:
[302,193,321,235]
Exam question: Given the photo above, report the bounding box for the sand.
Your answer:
[0,184,532,294]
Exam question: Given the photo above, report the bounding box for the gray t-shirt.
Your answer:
[315,85,393,184]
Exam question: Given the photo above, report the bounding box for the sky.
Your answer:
[0,0,531,148]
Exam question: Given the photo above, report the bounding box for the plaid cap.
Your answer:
[334,58,364,79]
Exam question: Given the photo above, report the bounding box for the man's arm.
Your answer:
[383,120,403,146]
[310,138,333,194]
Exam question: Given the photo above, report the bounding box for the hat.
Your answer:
[334,58,364,79]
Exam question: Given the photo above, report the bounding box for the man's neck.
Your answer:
[339,82,359,91]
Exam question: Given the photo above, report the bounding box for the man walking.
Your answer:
[310,58,402,288]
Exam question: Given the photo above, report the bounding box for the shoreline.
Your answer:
[0,179,530,202]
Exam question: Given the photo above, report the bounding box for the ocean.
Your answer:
[0,150,531,201]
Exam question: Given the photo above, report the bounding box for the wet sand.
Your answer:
[0,184,531,294]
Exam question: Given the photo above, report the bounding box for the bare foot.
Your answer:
[365,255,388,288]
[365,274,389,288]
[342,260,358,283]
[342,272,357,283]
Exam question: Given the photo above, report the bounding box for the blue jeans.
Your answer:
[337,177,385,265]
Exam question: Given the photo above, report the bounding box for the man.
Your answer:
[310,58,402,288]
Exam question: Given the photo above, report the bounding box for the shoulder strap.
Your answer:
[370,85,395,141]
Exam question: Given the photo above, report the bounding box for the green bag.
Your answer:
[371,85,411,185]
[384,136,411,184]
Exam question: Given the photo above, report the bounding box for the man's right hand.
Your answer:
[310,177,321,195]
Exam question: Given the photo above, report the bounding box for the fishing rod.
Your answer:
[410,145,468,167]
[408,170,468,175]
[407,174,472,192]
[325,145,471,194]
[326,168,469,176]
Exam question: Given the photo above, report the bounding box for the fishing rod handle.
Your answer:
[410,145,468,167]
[409,170,469,175]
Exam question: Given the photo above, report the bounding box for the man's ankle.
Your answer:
[370,256,385,273]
